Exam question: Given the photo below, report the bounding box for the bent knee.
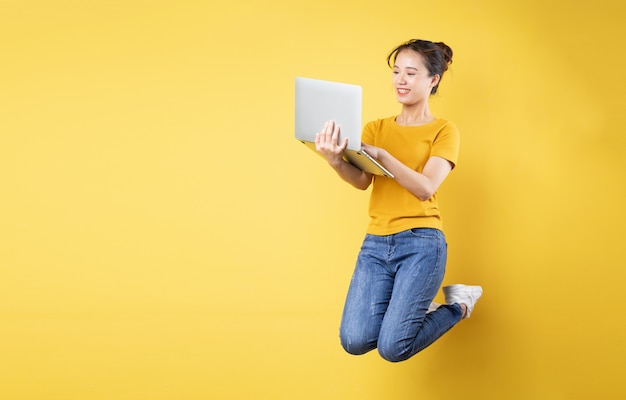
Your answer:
[340,333,375,356]
[377,339,417,363]
[378,347,412,363]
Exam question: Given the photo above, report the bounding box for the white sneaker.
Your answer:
[442,284,483,319]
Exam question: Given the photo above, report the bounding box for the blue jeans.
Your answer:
[339,228,463,362]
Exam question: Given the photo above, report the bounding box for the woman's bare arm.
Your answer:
[361,143,452,201]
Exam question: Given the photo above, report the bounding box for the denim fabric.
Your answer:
[339,228,463,362]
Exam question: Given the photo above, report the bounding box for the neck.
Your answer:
[395,104,434,126]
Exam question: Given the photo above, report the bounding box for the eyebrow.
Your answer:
[394,65,419,71]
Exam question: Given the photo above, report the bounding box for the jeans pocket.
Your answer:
[408,228,439,239]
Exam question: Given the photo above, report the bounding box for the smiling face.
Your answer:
[392,49,440,106]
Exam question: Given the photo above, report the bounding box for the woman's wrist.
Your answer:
[328,157,345,170]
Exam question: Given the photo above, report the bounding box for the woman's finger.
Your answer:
[324,121,335,141]
[331,122,340,143]
[338,137,349,151]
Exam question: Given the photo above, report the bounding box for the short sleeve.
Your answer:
[431,121,460,169]
[361,120,380,146]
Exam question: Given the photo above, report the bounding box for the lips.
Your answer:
[397,88,410,95]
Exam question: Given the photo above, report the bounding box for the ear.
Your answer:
[430,74,441,89]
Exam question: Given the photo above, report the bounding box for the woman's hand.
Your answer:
[315,120,349,167]
[360,142,386,161]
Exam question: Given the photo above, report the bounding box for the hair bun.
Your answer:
[435,42,453,65]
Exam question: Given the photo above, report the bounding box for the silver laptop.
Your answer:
[294,77,394,178]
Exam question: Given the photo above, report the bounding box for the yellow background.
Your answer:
[2,0,625,399]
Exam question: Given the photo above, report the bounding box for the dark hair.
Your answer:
[387,39,453,94]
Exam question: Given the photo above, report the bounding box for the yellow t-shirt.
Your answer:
[362,116,460,235]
